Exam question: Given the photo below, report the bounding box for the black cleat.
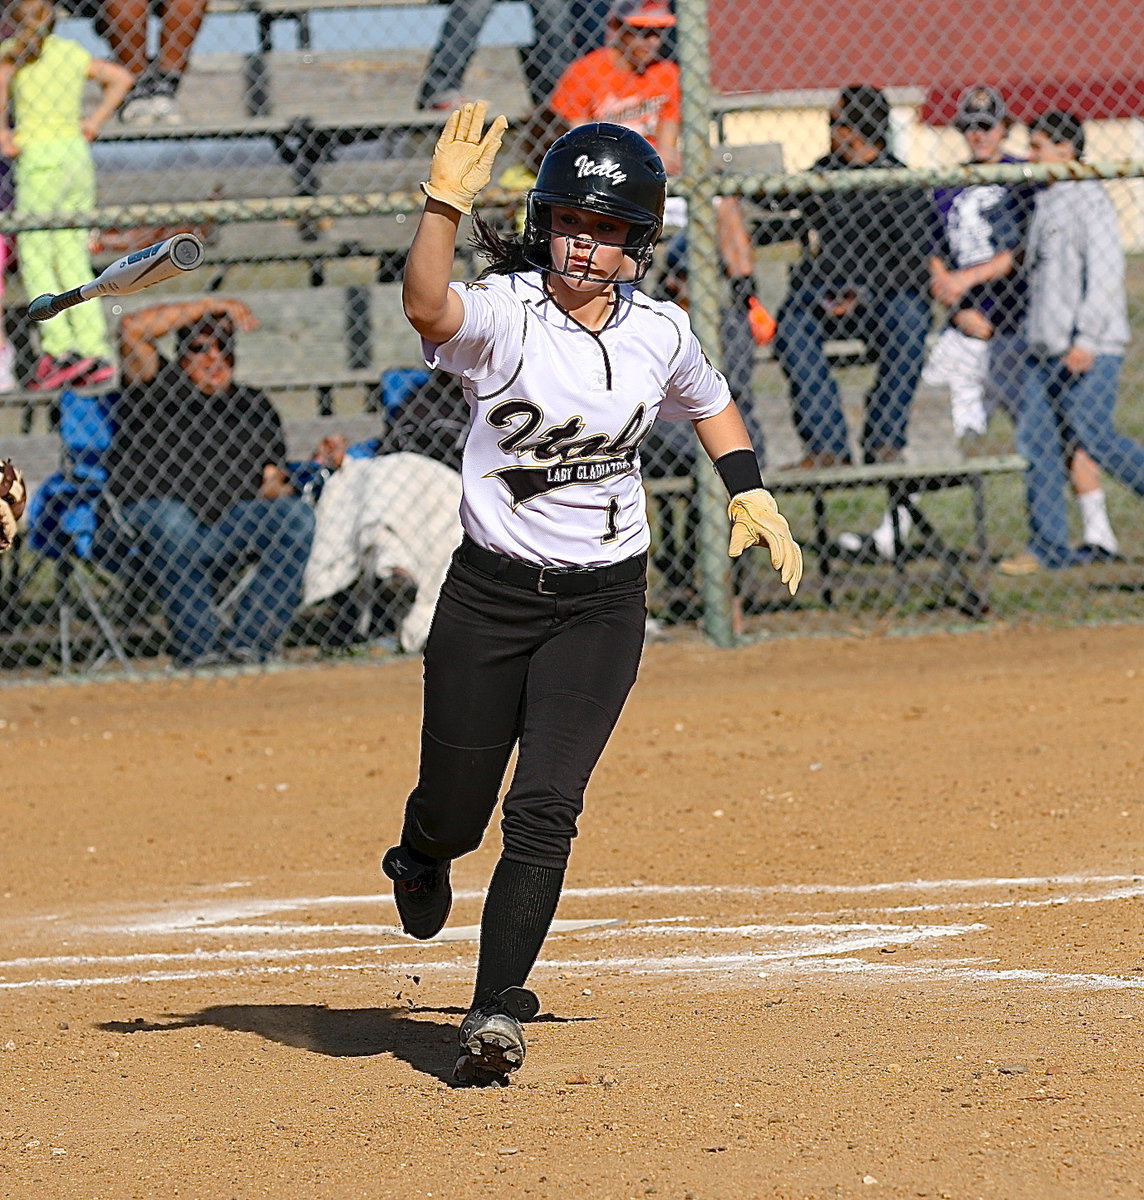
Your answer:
[453,986,541,1087]
[381,844,452,939]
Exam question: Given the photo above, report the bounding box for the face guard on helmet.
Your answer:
[524,123,666,283]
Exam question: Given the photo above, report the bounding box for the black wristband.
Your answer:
[728,275,758,306]
[714,448,764,497]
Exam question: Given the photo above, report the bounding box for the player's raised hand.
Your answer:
[422,101,510,216]
[727,488,803,596]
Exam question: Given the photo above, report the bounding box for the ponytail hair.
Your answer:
[470,211,550,279]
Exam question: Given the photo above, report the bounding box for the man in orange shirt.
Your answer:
[548,0,681,172]
[546,0,767,368]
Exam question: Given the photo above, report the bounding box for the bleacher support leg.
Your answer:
[813,487,832,607]
[346,285,372,371]
[899,492,988,619]
[244,51,271,116]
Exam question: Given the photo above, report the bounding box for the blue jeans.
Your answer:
[774,289,931,460]
[1018,353,1144,567]
[123,497,315,665]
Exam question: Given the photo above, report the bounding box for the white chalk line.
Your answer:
[802,881,1144,917]
[0,925,982,993]
[2,871,1140,995]
[539,953,1144,992]
[0,960,462,993]
[19,872,1139,937]
[0,920,978,978]
[0,918,616,974]
[563,873,1143,898]
[6,947,1143,996]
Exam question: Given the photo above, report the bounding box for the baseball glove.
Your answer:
[0,459,27,554]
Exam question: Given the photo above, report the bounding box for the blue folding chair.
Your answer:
[16,388,137,673]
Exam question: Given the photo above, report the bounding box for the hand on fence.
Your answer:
[422,102,509,216]
[727,487,803,596]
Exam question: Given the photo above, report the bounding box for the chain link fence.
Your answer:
[1,0,1143,675]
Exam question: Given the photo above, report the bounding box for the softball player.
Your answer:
[382,103,802,1086]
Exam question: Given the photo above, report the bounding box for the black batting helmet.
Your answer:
[525,123,667,280]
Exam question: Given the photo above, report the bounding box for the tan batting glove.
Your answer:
[0,460,26,555]
[421,101,509,215]
[727,487,803,596]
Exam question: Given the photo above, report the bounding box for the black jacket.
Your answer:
[107,358,288,525]
[783,150,935,299]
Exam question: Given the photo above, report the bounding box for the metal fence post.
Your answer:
[675,0,734,647]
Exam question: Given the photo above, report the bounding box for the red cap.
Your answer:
[610,0,675,28]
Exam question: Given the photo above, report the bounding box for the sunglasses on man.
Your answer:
[184,339,226,356]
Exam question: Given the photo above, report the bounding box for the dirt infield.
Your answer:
[2,623,1142,1200]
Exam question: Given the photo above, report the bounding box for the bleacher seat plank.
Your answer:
[644,454,1027,618]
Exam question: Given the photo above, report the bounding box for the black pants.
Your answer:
[402,547,647,871]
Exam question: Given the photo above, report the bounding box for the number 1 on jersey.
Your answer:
[602,496,620,543]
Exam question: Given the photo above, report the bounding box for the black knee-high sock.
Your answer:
[472,857,565,1006]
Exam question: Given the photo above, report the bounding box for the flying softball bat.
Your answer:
[27,232,206,322]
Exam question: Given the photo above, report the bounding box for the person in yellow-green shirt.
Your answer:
[0,0,132,390]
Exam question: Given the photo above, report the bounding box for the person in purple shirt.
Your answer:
[929,88,1117,561]
[848,87,1118,564]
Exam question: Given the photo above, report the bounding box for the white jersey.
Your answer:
[423,270,731,567]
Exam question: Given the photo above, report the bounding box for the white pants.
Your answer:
[922,327,1026,439]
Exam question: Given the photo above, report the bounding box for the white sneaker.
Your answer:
[871,502,916,560]
[120,92,179,125]
[120,82,180,126]
[0,342,15,392]
[148,93,180,125]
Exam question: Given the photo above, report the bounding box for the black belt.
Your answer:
[458,536,646,596]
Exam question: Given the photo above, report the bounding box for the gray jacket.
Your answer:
[1024,179,1129,359]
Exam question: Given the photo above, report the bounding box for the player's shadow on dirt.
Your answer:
[99,1004,587,1085]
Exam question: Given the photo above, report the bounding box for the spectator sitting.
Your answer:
[377,367,470,471]
[919,85,1119,562]
[771,84,935,467]
[532,0,760,330]
[0,0,133,390]
[103,299,315,666]
[545,0,681,175]
[100,0,208,124]
[924,86,1033,447]
[1000,111,1144,575]
[301,437,463,655]
[416,0,577,114]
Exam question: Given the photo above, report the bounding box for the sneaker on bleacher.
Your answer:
[120,71,180,126]
[26,353,98,392]
[75,358,116,388]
